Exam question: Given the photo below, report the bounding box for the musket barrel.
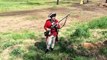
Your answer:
[59,12,71,23]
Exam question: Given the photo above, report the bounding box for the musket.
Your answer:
[58,12,71,28]
[51,12,71,29]
[58,12,71,23]
[44,12,71,36]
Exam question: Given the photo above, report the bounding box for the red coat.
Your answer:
[44,19,60,41]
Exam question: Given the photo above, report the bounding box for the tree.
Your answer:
[57,0,59,5]
[87,0,89,3]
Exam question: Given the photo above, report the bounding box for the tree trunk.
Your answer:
[57,0,59,5]
[106,0,107,3]
[87,0,89,3]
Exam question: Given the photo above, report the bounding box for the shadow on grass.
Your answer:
[34,40,46,52]
[23,37,79,60]
[34,37,75,54]
[57,37,77,55]
[23,37,55,60]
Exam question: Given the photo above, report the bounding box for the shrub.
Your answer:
[88,16,107,29]
[99,47,107,56]
[23,50,38,60]
[71,25,90,38]
[102,31,107,38]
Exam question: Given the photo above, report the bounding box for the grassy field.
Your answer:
[0,0,78,13]
[0,0,107,60]
[0,16,107,60]
[0,0,53,12]
[0,0,101,13]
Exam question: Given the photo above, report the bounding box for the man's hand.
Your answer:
[52,22,55,26]
[51,23,59,29]
[45,28,51,36]
[47,28,51,31]
[55,23,59,28]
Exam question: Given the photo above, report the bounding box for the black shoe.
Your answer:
[45,49,49,53]
[50,47,53,51]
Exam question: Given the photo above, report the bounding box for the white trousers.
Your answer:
[46,35,56,49]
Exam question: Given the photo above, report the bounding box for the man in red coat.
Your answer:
[44,12,60,53]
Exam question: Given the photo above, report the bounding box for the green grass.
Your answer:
[9,47,26,60]
[23,41,74,60]
[0,30,38,53]
[0,31,37,40]
[0,0,75,13]
[65,16,107,44]
[72,16,107,38]
[72,24,90,38]
[1,16,107,60]
[1,40,23,50]
[99,47,107,56]
[0,0,54,12]
[23,50,37,60]
[11,32,36,40]
[102,31,107,38]
[22,39,97,60]
[0,2,42,12]
[88,16,107,29]
[73,56,96,60]
[10,47,25,57]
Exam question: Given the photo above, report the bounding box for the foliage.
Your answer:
[73,56,96,60]
[11,32,36,40]
[0,31,37,40]
[72,25,90,38]
[88,16,107,29]
[1,40,22,50]
[1,16,107,60]
[0,0,52,12]
[0,0,81,13]
[101,31,107,38]
[10,47,25,57]
[99,47,107,56]
[23,45,43,60]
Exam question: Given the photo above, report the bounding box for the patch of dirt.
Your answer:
[0,5,107,33]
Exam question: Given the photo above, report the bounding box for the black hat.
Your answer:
[48,12,56,19]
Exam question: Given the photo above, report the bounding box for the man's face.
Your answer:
[52,17,55,21]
